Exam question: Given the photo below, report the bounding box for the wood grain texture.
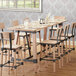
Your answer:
[8,19,66,32]
[0,23,5,30]
[0,44,76,76]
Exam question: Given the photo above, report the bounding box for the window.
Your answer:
[0,0,42,12]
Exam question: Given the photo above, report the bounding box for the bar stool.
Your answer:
[68,23,76,51]
[60,24,75,63]
[66,23,76,61]
[49,25,69,66]
[12,20,30,44]
[0,23,8,58]
[0,23,12,66]
[0,32,24,76]
[49,25,73,66]
[39,28,62,72]
[12,20,31,57]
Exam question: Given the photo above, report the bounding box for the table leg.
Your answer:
[32,33,38,73]
[16,31,20,45]
[44,27,47,40]
[26,32,31,57]
[14,31,20,45]
[0,40,1,47]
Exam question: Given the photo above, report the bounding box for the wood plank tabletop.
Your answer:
[8,19,66,32]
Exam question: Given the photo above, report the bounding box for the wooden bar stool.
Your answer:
[60,24,75,64]
[39,28,62,72]
[0,32,24,76]
[0,23,8,61]
[49,25,69,66]
[57,25,70,64]
[0,23,12,67]
[70,23,76,51]
[12,20,32,57]
[66,23,76,61]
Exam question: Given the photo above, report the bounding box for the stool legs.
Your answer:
[53,47,56,72]
[45,45,49,68]
[39,31,41,42]
[23,36,26,58]
[61,42,64,66]
[39,44,43,71]
[0,40,1,47]
[58,45,61,68]
[0,50,3,76]
[73,37,75,51]
[8,50,10,75]
[65,40,69,63]
[20,49,24,76]
[69,38,71,61]
[5,50,7,63]
[14,50,17,76]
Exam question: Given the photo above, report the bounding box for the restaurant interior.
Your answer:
[0,0,76,76]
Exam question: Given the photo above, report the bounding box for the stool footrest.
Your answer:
[23,59,37,63]
[0,61,11,67]
[40,58,57,62]
[0,64,4,67]
[61,54,65,57]
[71,48,75,50]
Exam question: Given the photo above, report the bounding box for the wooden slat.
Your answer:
[41,40,58,44]
[3,44,22,50]
[2,32,14,40]
[0,22,5,29]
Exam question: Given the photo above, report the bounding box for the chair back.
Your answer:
[66,25,70,37]
[71,23,76,36]
[63,25,68,38]
[0,23,5,31]
[59,27,64,39]
[1,32,14,50]
[56,28,61,42]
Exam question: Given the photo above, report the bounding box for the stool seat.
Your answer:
[68,34,72,37]
[49,27,57,31]
[51,36,66,41]
[61,37,67,40]
[3,44,22,50]
[40,40,59,45]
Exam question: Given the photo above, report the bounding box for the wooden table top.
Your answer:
[8,19,66,33]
